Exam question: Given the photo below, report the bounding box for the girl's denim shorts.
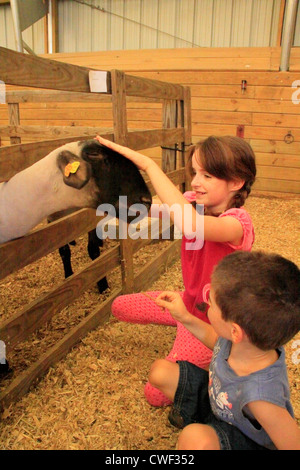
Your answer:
[169,361,268,451]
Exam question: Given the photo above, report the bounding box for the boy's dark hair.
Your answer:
[211,251,300,350]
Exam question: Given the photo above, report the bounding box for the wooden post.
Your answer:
[119,237,134,294]
[110,69,134,292]
[182,86,192,191]
[162,99,177,173]
[8,102,21,144]
[111,69,128,146]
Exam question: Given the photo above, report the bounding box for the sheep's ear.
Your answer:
[57,150,92,189]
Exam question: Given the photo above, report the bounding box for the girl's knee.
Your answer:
[148,359,179,402]
[177,424,220,450]
[148,359,171,388]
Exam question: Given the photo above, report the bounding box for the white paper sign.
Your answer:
[89,71,108,93]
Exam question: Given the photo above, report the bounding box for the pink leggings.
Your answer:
[111,291,212,407]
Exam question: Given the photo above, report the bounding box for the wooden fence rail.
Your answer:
[0,47,191,411]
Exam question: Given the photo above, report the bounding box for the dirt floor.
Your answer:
[0,194,299,450]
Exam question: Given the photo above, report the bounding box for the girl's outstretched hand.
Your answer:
[95,135,153,172]
[156,291,191,324]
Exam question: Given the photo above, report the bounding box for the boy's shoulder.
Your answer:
[213,338,291,408]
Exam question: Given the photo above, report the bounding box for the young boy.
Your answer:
[150,251,300,450]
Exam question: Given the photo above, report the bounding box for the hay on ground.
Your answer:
[0,194,299,450]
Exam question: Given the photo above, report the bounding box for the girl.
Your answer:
[96,135,256,407]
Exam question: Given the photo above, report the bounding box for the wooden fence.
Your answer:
[2,46,298,194]
[0,47,192,411]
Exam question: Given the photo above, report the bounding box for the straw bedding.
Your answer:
[0,194,299,450]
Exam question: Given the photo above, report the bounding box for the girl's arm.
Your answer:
[247,401,300,450]
[96,136,243,244]
[156,291,218,350]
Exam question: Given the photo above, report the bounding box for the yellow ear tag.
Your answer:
[65,161,80,177]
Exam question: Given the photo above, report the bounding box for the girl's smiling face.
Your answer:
[191,152,241,214]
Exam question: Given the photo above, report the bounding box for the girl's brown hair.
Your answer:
[188,136,256,211]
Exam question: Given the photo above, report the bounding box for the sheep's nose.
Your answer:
[140,196,152,212]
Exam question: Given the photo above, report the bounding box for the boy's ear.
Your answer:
[231,323,244,344]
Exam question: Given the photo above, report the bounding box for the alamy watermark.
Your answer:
[291,79,300,104]
[96,197,204,251]
[291,340,300,365]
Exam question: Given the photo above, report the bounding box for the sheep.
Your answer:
[0,139,152,248]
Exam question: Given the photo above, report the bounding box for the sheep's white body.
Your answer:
[0,140,152,246]
[0,142,97,244]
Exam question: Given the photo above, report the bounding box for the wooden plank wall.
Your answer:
[0,46,299,194]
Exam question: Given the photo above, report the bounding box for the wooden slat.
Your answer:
[0,245,120,349]
[0,133,114,182]
[127,128,185,151]
[255,152,300,168]
[250,139,300,155]
[253,178,300,194]
[0,209,98,280]
[131,70,300,87]
[44,47,278,62]
[245,126,300,141]
[43,47,279,71]
[124,74,184,100]
[5,90,113,104]
[0,129,184,182]
[252,113,300,128]
[254,86,297,101]
[189,84,255,99]
[0,47,107,93]
[0,125,113,140]
[193,123,300,141]
[290,48,300,71]
[0,290,120,413]
[191,96,298,114]
[192,110,252,125]
[256,165,300,181]
[0,107,161,121]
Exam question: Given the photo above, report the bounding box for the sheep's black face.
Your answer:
[80,140,152,221]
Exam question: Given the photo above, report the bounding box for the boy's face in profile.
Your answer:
[207,287,233,340]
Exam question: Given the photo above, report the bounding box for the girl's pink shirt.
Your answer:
[181,191,255,323]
